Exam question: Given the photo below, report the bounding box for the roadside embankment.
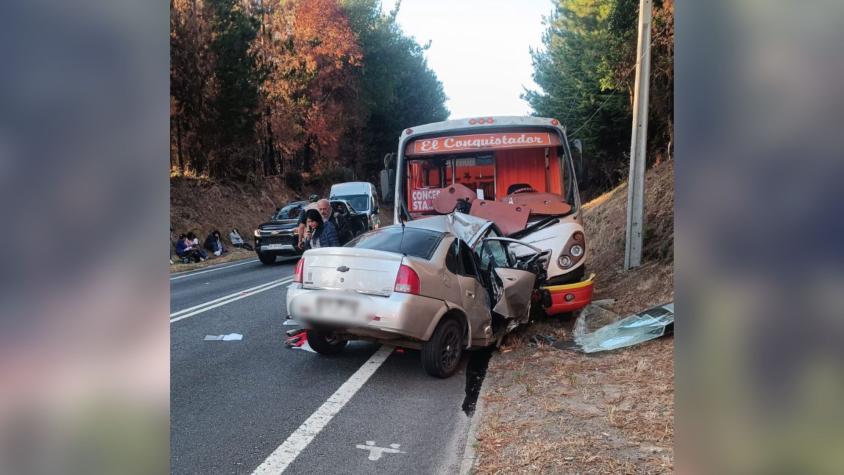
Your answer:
[469,160,674,474]
[170,176,303,272]
[169,176,394,272]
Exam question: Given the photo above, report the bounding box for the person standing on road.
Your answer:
[296,194,321,250]
[303,208,339,249]
[316,199,338,228]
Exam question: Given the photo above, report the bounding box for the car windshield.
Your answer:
[332,194,369,212]
[275,203,304,220]
[345,226,443,260]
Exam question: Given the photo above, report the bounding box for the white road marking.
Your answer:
[170,277,293,323]
[251,346,395,474]
[170,258,259,281]
[356,441,406,461]
[170,278,289,317]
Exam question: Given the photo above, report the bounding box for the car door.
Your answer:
[476,229,548,324]
[446,239,491,341]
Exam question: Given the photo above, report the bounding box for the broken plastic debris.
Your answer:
[285,330,309,349]
[529,334,558,347]
[292,341,316,353]
[204,333,243,341]
[570,302,673,353]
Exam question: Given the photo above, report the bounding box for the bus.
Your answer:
[385,116,593,315]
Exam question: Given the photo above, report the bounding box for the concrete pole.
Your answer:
[624,0,653,270]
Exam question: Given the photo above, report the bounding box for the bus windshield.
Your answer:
[399,127,576,219]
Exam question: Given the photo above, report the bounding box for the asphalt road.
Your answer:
[170,256,473,475]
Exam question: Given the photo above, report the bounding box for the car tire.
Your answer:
[421,317,464,378]
[258,252,276,265]
[307,330,348,355]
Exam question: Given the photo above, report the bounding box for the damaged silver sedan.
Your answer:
[286,213,550,377]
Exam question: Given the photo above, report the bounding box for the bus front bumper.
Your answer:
[541,274,595,315]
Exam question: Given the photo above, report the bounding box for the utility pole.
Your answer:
[624,0,653,270]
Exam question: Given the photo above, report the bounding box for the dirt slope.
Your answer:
[472,160,674,474]
[170,176,302,244]
[169,176,394,271]
[584,159,674,314]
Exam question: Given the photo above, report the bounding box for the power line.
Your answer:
[567,38,654,141]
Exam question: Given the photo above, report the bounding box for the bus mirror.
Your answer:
[380,169,395,203]
[571,139,584,179]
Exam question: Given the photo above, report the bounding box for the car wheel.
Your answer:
[421,318,464,378]
[258,252,276,265]
[307,330,348,355]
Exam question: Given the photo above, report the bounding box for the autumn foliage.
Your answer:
[170,0,448,183]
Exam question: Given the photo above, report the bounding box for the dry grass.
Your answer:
[170,175,305,247]
[170,176,395,267]
[169,247,255,273]
[472,160,674,474]
[475,330,674,474]
[583,159,674,315]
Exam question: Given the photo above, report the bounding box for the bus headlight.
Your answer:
[558,232,586,269]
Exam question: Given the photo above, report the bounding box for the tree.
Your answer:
[525,0,673,198]
[170,0,450,185]
[259,0,363,176]
[342,0,449,180]
[170,0,216,176]
[206,0,263,180]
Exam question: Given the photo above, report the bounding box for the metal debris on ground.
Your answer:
[204,333,243,341]
[528,334,558,347]
[565,302,674,353]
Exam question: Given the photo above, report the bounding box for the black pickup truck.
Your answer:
[253,200,368,264]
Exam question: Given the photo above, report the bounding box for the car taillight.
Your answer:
[294,258,304,283]
[394,264,420,295]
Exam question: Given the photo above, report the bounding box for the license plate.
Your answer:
[316,297,359,322]
[264,243,293,250]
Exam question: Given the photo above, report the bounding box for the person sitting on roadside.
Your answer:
[176,233,206,263]
[204,230,227,257]
[186,232,208,260]
[229,228,254,251]
[303,209,339,249]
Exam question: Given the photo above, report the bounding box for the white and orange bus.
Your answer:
[386,116,593,315]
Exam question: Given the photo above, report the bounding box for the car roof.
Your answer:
[404,213,491,245]
[330,182,372,195]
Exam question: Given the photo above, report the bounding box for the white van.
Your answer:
[329,181,380,230]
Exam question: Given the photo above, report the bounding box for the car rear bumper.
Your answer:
[286,286,447,341]
[256,244,300,255]
[255,235,301,255]
[542,274,594,315]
